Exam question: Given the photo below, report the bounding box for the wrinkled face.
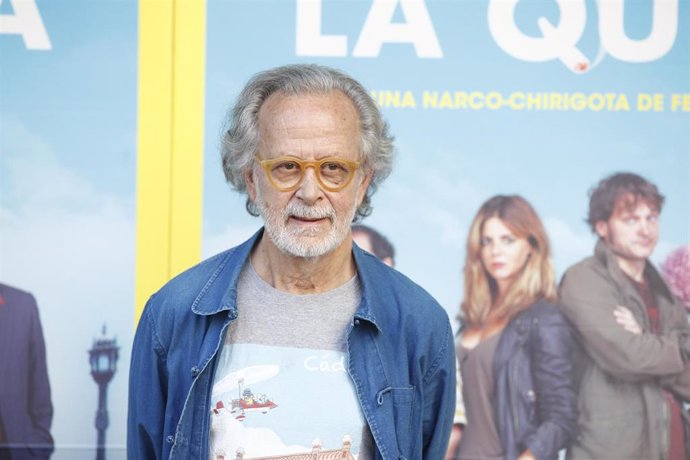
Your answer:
[246,91,370,258]
[480,216,532,293]
[595,195,659,264]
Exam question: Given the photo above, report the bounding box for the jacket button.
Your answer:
[191,366,200,377]
[354,319,361,326]
[166,435,174,444]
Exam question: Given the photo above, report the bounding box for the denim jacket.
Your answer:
[493,300,578,460]
[127,229,456,460]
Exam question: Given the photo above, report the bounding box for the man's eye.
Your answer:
[324,162,344,171]
[278,162,299,171]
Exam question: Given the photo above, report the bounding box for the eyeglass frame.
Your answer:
[257,156,362,193]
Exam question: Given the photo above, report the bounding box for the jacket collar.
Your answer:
[594,238,675,303]
[191,228,262,317]
[191,227,383,332]
[351,242,382,332]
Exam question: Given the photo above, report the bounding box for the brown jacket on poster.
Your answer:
[559,240,690,460]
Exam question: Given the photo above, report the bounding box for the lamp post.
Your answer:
[89,325,119,460]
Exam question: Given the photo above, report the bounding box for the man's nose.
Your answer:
[638,220,652,235]
[295,167,323,204]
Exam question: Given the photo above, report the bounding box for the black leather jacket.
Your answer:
[492,300,578,460]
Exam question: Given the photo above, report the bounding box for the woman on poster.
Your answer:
[454,195,577,460]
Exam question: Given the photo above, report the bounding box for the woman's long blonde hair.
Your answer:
[461,195,557,328]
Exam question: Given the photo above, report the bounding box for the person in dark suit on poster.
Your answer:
[0,283,54,460]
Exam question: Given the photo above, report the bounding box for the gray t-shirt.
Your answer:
[208,261,375,459]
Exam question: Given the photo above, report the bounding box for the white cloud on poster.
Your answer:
[0,117,134,448]
[543,216,594,278]
[378,148,484,250]
[393,143,485,208]
[1,118,97,208]
[419,206,467,249]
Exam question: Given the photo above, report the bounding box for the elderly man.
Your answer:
[128,64,455,460]
[559,172,690,460]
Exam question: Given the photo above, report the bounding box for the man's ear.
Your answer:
[246,168,257,202]
[594,220,608,240]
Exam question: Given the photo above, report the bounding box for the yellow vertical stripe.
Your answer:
[136,0,206,324]
[170,0,206,277]
[136,0,174,324]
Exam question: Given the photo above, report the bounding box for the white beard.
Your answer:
[255,186,357,258]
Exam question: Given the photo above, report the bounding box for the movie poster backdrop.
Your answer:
[0,0,688,458]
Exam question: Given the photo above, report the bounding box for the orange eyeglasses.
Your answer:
[258,156,361,192]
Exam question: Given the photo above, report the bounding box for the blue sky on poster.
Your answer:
[202,0,690,320]
[1,1,136,455]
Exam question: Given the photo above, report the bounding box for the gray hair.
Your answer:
[221,64,394,220]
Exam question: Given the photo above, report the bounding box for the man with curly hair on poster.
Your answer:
[560,172,690,460]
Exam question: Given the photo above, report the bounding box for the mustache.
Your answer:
[282,202,335,221]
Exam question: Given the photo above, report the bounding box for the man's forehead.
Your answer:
[260,90,352,112]
[257,91,358,131]
[613,193,659,216]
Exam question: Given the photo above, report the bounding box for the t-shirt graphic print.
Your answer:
[209,343,369,459]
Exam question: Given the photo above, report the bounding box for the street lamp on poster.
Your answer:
[89,325,119,460]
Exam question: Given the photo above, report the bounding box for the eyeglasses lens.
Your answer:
[269,159,353,190]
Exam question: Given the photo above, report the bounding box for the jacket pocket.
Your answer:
[377,385,415,458]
